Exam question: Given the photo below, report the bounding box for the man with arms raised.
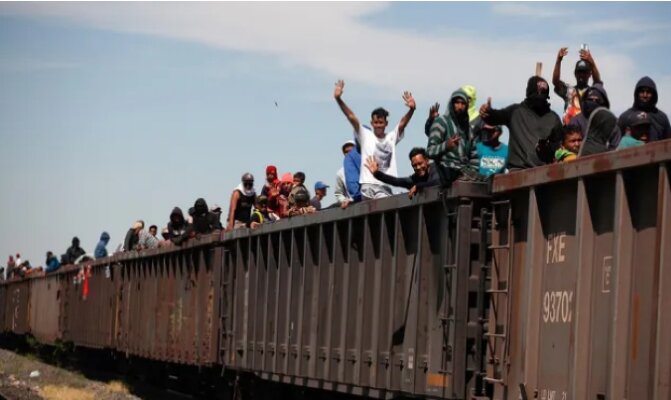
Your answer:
[333,79,416,199]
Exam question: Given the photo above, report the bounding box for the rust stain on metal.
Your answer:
[631,293,639,361]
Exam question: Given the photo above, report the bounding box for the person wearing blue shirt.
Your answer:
[617,111,650,150]
[45,251,60,273]
[343,141,362,202]
[475,124,508,177]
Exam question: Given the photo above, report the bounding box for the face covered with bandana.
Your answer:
[582,87,607,118]
[524,76,551,115]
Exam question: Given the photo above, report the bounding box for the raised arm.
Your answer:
[365,156,414,189]
[334,80,360,133]
[397,91,416,138]
[580,49,602,83]
[424,102,440,137]
[553,47,568,88]
[480,97,513,127]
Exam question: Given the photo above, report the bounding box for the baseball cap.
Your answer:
[628,111,651,127]
[314,181,330,190]
[575,60,591,72]
[342,139,356,153]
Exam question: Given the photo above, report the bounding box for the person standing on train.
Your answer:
[617,77,671,142]
[617,111,651,150]
[123,222,144,252]
[261,165,279,197]
[475,124,508,176]
[480,76,562,170]
[552,47,602,125]
[288,171,310,208]
[167,207,188,244]
[334,140,355,208]
[343,140,362,206]
[426,89,480,185]
[333,79,416,199]
[227,173,256,230]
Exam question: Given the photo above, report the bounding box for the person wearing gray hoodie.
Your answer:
[94,232,110,258]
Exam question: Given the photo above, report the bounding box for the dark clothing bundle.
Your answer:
[617,76,671,142]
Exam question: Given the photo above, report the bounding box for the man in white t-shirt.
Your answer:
[333,79,416,199]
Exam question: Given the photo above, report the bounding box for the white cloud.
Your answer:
[491,3,572,18]
[570,18,670,35]
[0,2,657,113]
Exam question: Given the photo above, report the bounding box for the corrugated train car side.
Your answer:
[220,183,492,399]
[486,140,671,400]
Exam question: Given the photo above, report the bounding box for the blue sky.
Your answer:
[1,2,670,268]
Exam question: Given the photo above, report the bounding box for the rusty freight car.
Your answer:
[486,139,671,400]
[1,139,670,400]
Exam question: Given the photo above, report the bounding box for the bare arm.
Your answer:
[581,50,602,83]
[226,190,240,231]
[397,91,416,138]
[553,47,568,87]
[334,80,360,133]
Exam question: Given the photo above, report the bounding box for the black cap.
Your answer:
[575,60,591,72]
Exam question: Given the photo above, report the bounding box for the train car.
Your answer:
[486,139,671,400]
[2,139,670,400]
[220,182,492,399]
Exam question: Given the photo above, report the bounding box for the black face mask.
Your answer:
[582,99,600,118]
[526,95,549,114]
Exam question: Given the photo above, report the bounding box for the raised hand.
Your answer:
[364,156,379,174]
[334,80,345,99]
[447,135,461,150]
[479,97,492,119]
[580,49,594,64]
[402,91,416,110]
[429,102,440,119]
[557,47,568,61]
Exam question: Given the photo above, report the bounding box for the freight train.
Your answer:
[1,140,670,400]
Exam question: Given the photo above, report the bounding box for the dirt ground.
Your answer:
[0,348,140,400]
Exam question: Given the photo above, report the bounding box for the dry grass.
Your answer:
[105,380,130,394]
[39,385,95,400]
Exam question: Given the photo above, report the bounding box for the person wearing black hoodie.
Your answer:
[567,83,621,156]
[189,198,221,235]
[480,76,562,170]
[63,237,86,265]
[617,77,671,142]
[167,207,188,244]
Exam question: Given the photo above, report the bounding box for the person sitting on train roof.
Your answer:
[333,79,416,199]
[268,173,293,219]
[334,139,355,209]
[210,204,223,229]
[62,236,86,264]
[167,207,188,244]
[190,198,221,235]
[617,77,671,142]
[138,227,159,250]
[343,139,362,206]
[476,124,508,176]
[365,147,439,199]
[310,181,329,210]
[227,172,255,230]
[288,171,310,208]
[552,46,602,125]
[148,225,158,239]
[160,227,170,241]
[249,195,277,229]
[617,111,651,150]
[45,251,60,273]
[577,85,621,157]
[555,125,583,163]
[261,165,279,198]
[288,190,317,217]
[123,221,144,252]
[427,88,480,185]
[568,83,621,147]
[94,231,110,258]
[480,76,562,170]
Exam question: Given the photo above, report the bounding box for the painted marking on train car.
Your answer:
[601,256,612,293]
[542,290,573,324]
[427,372,449,387]
[546,232,567,264]
[540,388,567,400]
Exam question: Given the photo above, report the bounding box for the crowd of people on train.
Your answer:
[2,46,669,280]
